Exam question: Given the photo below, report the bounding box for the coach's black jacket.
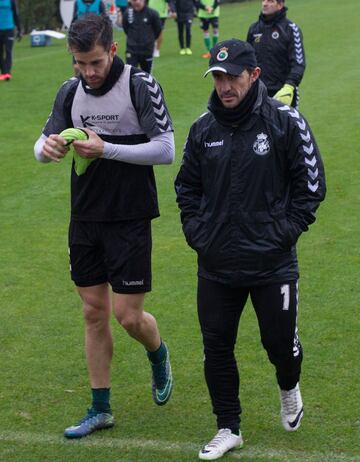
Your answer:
[247,7,305,94]
[175,80,325,286]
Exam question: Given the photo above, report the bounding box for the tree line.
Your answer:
[19,0,61,34]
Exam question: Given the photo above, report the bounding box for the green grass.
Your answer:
[0,0,359,460]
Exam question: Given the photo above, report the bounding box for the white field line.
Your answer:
[0,431,359,462]
[229,447,360,462]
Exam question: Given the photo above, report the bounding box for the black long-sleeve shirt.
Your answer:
[171,0,196,21]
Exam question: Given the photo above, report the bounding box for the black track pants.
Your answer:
[197,277,303,430]
[0,29,14,74]
[177,20,192,49]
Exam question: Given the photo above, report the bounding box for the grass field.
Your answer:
[0,0,359,460]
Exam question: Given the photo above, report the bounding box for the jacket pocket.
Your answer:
[195,219,232,271]
[271,218,295,251]
[238,212,294,253]
[183,218,203,251]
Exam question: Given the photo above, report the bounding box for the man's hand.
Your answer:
[16,31,22,41]
[72,128,104,159]
[273,84,295,106]
[41,134,69,162]
[205,5,214,13]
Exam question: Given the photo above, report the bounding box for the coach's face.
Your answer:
[212,68,260,108]
[72,43,117,89]
[130,0,145,11]
[262,0,283,16]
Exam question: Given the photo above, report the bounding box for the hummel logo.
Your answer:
[122,279,144,286]
[204,140,224,148]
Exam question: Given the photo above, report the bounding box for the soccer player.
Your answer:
[175,39,326,460]
[197,0,220,59]
[72,0,106,20]
[247,0,305,108]
[171,0,196,56]
[122,0,162,73]
[0,0,21,81]
[148,0,170,57]
[34,13,174,439]
[71,0,106,74]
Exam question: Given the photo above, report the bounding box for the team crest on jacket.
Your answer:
[253,133,270,156]
[272,31,279,39]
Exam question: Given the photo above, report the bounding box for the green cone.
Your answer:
[59,128,95,176]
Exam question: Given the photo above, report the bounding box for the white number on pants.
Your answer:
[281,284,290,311]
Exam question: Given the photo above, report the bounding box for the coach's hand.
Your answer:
[72,129,104,159]
[273,84,294,106]
[41,134,69,162]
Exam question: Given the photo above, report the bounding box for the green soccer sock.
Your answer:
[91,388,111,414]
[212,34,219,46]
[204,36,211,52]
[147,340,166,364]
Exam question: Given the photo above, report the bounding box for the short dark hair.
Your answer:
[68,13,113,53]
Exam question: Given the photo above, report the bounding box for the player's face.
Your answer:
[212,68,260,109]
[130,0,145,11]
[72,43,117,89]
[261,0,283,16]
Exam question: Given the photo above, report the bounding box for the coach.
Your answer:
[175,39,325,460]
[247,0,305,108]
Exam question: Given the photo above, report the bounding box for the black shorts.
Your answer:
[126,52,153,74]
[200,17,219,31]
[68,220,152,293]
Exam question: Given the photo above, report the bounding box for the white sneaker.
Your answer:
[199,428,243,460]
[279,383,304,431]
[153,48,160,58]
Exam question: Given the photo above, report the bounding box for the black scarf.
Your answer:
[80,55,124,96]
[208,79,259,127]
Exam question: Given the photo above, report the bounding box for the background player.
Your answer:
[123,0,162,73]
[247,0,305,108]
[197,0,220,59]
[0,0,21,81]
